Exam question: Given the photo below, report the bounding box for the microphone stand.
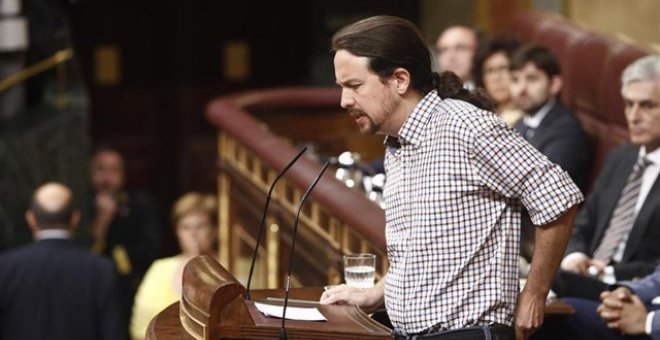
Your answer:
[245,146,307,301]
[279,161,330,340]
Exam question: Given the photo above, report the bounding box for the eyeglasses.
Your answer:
[484,64,510,77]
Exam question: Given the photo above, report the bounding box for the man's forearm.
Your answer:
[526,206,578,296]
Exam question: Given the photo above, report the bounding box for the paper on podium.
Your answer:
[254,302,327,321]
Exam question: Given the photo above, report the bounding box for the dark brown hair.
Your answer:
[331,15,494,111]
[473,35,521,88]
[510,44,561,78]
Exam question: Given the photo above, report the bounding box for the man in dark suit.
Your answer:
[510,45,592,261]
[0,182,122,340]
[553,55,660,301]
[511,45,591,192]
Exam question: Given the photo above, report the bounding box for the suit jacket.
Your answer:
[0,238,123,340]
[620,265,660,339]
[515,101,591,192]
[566,144,660,280]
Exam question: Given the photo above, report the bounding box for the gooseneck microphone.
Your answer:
[279,161,330,340]
[245,146,307,301]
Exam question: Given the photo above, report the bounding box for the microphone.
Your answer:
[245,146,307,300]
[279,161,330,340]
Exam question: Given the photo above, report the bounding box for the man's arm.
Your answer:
[563,145,627,261]
[515,205,577,340]
[613,261,660,281]
[91,192,118,253]
[319,275,386,314]
[619,266,660,303]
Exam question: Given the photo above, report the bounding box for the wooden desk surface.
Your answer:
[147,287,574,339]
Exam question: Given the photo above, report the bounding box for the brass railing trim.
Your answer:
[0,48,74,93]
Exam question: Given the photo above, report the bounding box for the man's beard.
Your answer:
[352,90,397,135]
[522,99,549,116]
[353,110,380,135]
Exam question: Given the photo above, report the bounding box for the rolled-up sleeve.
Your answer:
[471,117,584,225]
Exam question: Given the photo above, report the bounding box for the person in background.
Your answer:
[473,35,523,126]
[90,146,161,338]
[552,55,660,301]
[0,182,122,340]
[510,44,592,193]
[130,192,217,340]
[435,23,480,89]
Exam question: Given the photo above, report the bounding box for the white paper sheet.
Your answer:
[254,302,327,321]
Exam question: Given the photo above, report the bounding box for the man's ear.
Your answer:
[25,210,40,234]
[550,75,563,96]
[391,67,412,95]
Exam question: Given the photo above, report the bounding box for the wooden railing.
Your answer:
[206,87,387,290]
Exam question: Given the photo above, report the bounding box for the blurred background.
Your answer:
[1,0,658,255]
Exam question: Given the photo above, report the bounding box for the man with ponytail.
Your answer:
[320,16,583,340]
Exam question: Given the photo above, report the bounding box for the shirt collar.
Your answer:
[640,145,660,166]
[522,99,555,128]
[36,229,71,240]
[385,90,442,148]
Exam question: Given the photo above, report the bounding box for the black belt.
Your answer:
[394,324,515,340]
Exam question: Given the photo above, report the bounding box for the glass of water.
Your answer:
[343,253,376,289]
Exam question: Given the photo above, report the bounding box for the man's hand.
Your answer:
[598,287,647,335]
[514,289,545,340]
[562,256,591,275]
[92,192,118,241]
[320,280,385,314]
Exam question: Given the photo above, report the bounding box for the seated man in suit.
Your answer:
[553,55,660,300]
[510,44,591,192]
[0,182,122,340]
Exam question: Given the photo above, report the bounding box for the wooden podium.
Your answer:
[146,255,393,339]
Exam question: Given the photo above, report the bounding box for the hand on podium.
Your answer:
[319,277,386,314]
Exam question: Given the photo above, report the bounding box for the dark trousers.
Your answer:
[394,324,515,340]
[552,270,608,300]
[536,297,651,340]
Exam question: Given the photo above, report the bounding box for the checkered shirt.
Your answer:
[383,90,584,335]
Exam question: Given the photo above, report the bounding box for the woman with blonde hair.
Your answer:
[130,192,217,339]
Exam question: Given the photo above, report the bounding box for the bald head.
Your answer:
[28,182,76,229]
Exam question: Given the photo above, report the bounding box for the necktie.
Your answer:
[519,123,535,140]
[593,156,651,262]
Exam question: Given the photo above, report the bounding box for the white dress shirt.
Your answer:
[521,99,555,129]
[36,229,71,240]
